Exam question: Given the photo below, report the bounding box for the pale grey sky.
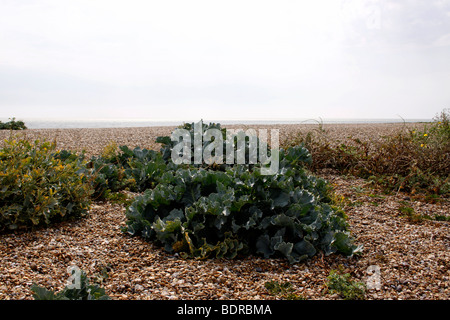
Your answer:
[1,0,449,121]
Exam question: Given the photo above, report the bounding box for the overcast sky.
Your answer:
[1,0,449,121]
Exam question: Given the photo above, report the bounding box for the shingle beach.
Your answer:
[1,122,448,300]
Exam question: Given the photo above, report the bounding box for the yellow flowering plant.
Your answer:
[0,138,93,231]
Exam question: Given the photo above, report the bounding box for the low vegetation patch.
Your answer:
[31,268,111,300]
[264,280,305,300]
[285,109,450,198]
[88,144,171,199]
[326,268,366,300]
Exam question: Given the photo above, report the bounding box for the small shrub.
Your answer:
[284,109,450,197]
[399,205,431,223]
[0,117,27,130]
[0,138,93,231]
[398,205,414,216]
[265,280,293,295]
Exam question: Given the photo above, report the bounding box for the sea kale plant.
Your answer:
[124,122,361,263]
[31,269,111,300]
[88,144,173,199]
[156,121,275,171]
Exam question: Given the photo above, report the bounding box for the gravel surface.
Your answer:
[0,122,426,158]
[0,123,448,300]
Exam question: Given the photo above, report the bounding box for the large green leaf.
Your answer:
[256,234,275,258]
[31,284,57,300]
[271,190,290,208]
[332,232,362,257]
[294,239,316,257]
[274,241,293,257]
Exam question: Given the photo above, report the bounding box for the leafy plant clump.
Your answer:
[0,138,93,231]
[125,123,361,263]
[0,117,27,130]
[87,120,276,199]
[31,270,111,300]
[88,143,174,200]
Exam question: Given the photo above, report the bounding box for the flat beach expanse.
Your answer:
[1,122,448,300]
[0,122,425,157]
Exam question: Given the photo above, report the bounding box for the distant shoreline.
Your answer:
[5,118,432,129]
